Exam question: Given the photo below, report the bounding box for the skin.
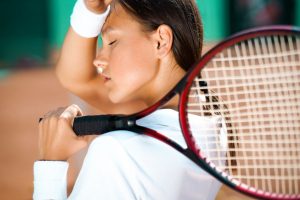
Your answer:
[38,0,185,161]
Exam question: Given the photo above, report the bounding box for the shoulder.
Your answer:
[88,131,133,152]
[73,131,141,185]
[69,131,142,199]
[85,130,160,161]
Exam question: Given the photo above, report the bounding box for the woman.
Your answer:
[34,0,222,199]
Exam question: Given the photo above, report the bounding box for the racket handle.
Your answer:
[39,115,133,136]
[73,115,131,136]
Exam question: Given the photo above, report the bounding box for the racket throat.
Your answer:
[120,118,136,129]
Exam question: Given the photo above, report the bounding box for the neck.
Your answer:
[144,63,186,110]
[162,67,185,110]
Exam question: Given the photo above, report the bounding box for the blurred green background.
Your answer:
[0,0,299,69]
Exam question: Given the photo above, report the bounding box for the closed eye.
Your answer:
[109,40,117,46]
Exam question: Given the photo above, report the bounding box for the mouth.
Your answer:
[96,67,111,82]
[104,77,111,81]
[102,74,112,82]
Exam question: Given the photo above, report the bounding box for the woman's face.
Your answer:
[94,3,159,104]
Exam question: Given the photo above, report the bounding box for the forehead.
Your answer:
[101,3,140,37]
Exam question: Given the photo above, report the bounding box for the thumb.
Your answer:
[60,104,83,126]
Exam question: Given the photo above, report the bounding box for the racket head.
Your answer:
[179,25,300,199]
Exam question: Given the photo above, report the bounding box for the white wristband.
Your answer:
[33,161,69,200]
[70,0,110,38]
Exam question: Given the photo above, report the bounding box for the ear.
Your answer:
[153,25,173,58]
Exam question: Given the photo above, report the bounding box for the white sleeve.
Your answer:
[33,161,69,200]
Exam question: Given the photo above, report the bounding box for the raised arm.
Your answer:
[56,0,147,114]
[55,0,113,113]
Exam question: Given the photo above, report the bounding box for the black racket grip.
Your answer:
[73,115,133,136]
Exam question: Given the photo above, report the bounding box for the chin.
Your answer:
[108,94,121,104]
[108,91,128,104]
[109,91,141,106]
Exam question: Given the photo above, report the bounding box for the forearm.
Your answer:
[55,0,110,90]
[56,30,98,88]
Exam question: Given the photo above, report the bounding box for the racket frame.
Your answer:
[180,25,300,200]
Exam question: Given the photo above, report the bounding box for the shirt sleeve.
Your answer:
[33,161,69,200]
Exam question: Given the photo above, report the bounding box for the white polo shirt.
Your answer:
[33,109,224,200]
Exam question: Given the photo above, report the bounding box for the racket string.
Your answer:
[279,37,299,192]
[186,34,300,195]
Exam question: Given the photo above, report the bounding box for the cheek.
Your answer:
[109,41,158,102]
[113,39,157,81]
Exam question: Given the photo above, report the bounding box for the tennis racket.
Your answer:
[71,26,300,199]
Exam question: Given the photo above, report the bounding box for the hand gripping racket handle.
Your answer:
[73,115,134,136]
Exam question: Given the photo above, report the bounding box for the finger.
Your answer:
[72,104,83,116]
[38,116,51,159]
[42,110,54,119]
[40,107,66,122]
[38,121,43,156]
[60,104,83,125]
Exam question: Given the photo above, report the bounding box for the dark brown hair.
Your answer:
[115,0,203,71]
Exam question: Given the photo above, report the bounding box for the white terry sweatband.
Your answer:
[70,0,110,38]
[33,161,69,200]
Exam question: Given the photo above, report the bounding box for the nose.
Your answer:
[93,50,108,74]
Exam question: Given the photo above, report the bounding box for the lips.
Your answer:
[96,67,111,82]
[102,74,112,82]
[104,76,111,81]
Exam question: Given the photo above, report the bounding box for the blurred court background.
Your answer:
[0,0,299,199]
